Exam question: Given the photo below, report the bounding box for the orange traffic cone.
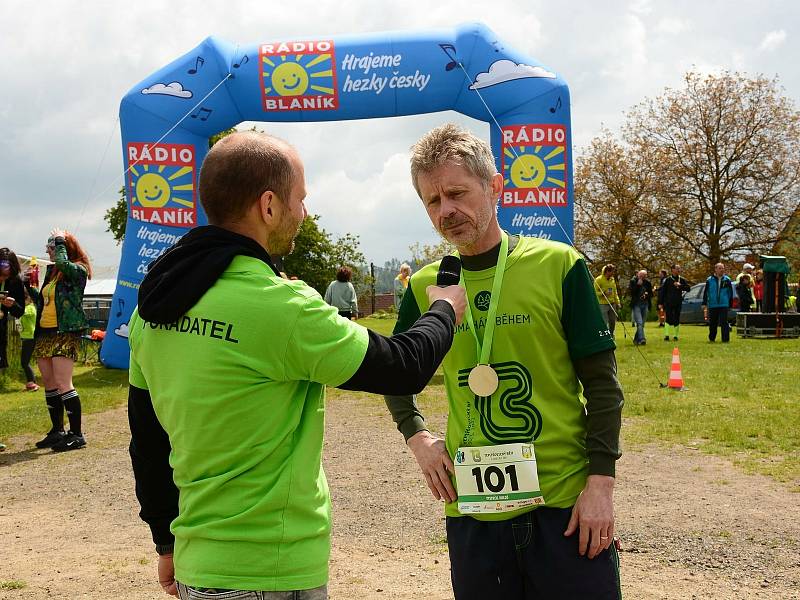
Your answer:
[667,347,686,391]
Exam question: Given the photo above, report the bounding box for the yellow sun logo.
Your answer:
[503,146,565,190]
[260,40,338,112]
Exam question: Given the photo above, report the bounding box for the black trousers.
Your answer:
[708,307,730,342]
[21,338,36,382]
[447,508,621,600]
[664,304,682,326]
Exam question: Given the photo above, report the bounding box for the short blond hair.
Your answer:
[410,123,496,196]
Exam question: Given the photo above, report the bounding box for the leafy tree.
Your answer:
[104,188,127,244]
[281,215,367,295]
[575,71,800,281]
[627,71,800,272]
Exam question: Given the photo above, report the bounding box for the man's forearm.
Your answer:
[338,300,455,395]
[573,349,624,477]
[384,394,428,441]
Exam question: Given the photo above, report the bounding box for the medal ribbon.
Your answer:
[459,231,509,366]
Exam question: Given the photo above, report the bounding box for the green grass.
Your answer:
[0,365,129,440]
[616,322,799,485]
[0,580,27,590]
[2,318,797,487]
[352,318,800,486]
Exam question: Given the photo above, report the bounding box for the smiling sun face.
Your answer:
[503,145,566,190]
[509,154,546,188]
[271,62,309,96]
[135,173,171,207]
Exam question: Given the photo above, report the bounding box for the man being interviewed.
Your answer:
[128,132,466,599]
[385,124,624,599]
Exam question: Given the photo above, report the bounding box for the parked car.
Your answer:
[680,282,739,324]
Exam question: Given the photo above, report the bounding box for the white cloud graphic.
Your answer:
[141,81,193,98]
[114,323,129,338]
[469,60,556,90]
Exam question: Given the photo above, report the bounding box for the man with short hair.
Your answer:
[702,262,734,342]
[385,124,624,599]
[629,270,653,345]
[657,264,691,341]
[128,131,466,599]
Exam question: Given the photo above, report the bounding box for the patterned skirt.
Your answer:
[33,329,82,362]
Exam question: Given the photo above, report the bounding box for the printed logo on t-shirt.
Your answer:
[474,291,492,311]
[457,361,542,445]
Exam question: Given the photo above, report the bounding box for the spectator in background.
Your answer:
[736,263,755,284]
[657,269,668,327]
[394,263,412,308]
[20,286,39,391]
[657,264,691,342]
[702,262,733,343]
[736,274,754,313]
[753,269,764,312]
[324,266,359,320]
[0,247,26,374]
[594,264,620,337]
[629,270,653,345]
[33,229,92,451]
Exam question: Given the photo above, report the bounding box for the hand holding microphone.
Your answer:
[426,255,466,326]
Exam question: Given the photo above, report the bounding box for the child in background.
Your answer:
[20,287,39,391]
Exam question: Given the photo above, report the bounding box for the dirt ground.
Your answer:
[1,393,798,599]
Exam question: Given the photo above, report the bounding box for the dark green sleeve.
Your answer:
[561,259,616,361]
[572,349,624,477]
[392,278,423,335]
[385,279,427,440]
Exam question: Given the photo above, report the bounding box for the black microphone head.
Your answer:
[437,255,462,286]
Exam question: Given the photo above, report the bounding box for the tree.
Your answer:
[626,71,800,272]
[409,237,455,269]
[281,215,367,295]
[104,188,127,244]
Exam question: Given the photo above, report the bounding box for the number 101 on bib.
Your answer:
[454,442,545,514]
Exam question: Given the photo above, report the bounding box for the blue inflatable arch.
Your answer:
[101,22,573,368]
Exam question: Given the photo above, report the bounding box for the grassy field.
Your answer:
[1,317,797,487]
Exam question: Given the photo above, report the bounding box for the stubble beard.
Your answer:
[438,200,496,251]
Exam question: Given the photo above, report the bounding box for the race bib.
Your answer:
[454,442,545,514]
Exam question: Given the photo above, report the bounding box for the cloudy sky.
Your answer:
[1,0,797,271]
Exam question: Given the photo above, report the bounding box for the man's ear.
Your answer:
[490,172,503,198]
[258,190,277,224]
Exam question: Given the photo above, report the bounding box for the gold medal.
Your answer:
[468,364,499,396]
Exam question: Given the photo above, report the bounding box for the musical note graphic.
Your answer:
[187,56,205,75]
[115,297,125,318]
[549,97,562,113]
[190,107,213,121]
[233,54,249,69]
[439,43,459,71]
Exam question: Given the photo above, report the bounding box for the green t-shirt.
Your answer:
[128,255,369,591]
[20,303,37,339]
[395,237,614,521]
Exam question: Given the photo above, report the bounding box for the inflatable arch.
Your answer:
[101,22,573,368]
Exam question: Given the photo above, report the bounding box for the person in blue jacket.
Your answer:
[701,262,734,343]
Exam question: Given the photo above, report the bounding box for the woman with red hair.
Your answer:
[33,229,92,452]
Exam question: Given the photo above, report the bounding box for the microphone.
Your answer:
[437,255,462,287]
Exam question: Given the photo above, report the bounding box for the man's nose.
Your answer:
[439,195,458,216]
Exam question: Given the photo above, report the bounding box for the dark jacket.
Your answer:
[702,274,733,309]
[658,275,691,307]
[35,238,89,334]
[736,281,754,311]
[0,276,26,321]
[629,276,654,309]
